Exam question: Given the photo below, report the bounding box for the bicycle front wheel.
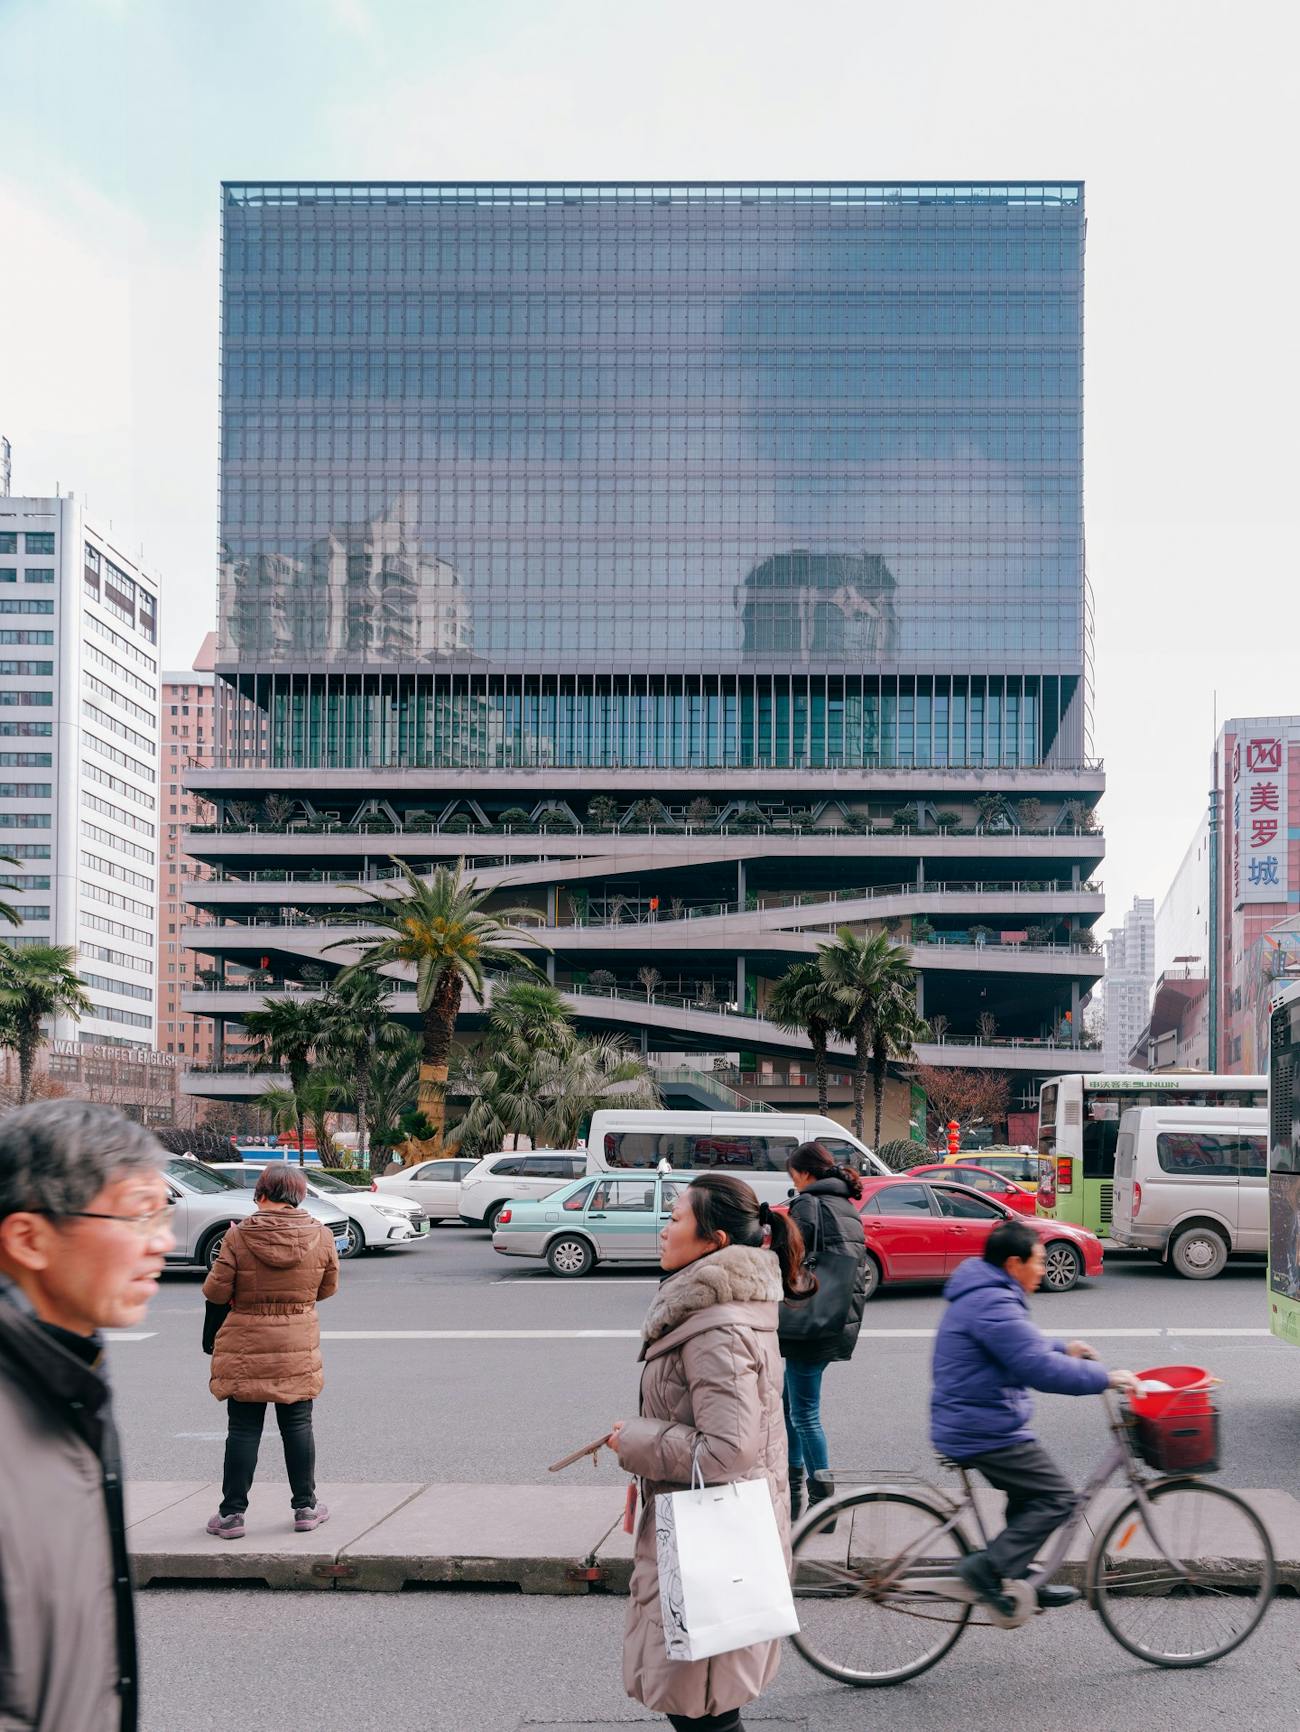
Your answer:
[1090,1479,1276,1666]
[790,1489,972,1687]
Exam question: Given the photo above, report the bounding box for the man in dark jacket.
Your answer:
[0,1101,173,1732]
[930,1219,1137,1615]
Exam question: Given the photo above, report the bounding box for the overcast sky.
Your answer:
[3,0,1297,937]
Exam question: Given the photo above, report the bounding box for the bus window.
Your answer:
[602,1131,800,1172]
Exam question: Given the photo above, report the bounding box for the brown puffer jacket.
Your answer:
[615,1244,790,1721]
[203,1208,339,1404]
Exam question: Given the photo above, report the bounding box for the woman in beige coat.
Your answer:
[201,1162,339,1540]
[610,1174,809,1732]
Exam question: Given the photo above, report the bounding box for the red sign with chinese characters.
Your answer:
[1234,732,1287,907]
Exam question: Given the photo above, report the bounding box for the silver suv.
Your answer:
[162,1158,349,1271]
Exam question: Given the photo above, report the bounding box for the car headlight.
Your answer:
[373,1205,412,1220]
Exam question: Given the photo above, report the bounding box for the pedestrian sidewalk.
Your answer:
[126,1481,1300,1595]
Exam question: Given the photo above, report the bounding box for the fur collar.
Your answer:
[642,1245,783,1343]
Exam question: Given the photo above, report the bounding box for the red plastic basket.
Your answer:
[1129,1366,1219,1473]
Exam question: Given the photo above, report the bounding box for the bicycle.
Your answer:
[789,1380,1276,1686]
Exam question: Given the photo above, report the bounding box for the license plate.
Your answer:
[413,1220,428,1235]
[334,1236,349,1253]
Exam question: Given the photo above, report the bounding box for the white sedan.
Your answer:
[209,1163,429,1259]
[371,1157,480,1223]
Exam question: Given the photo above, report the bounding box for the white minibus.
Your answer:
[1110,1105,1268,1278]
[584,1111,887,1206]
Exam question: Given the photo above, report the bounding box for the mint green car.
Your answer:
[491,1171,680,1277]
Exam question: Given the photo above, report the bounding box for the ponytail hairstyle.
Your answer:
[787,1138,864,1201]
[684,1173,814,1302]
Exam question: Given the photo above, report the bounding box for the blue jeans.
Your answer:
[783,1361,829,1479]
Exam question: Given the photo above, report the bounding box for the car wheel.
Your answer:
[546,1235,595,1278]
[1041,1241,1083,1293]
[342,1219,365,1259]
[861,1251,882,1302]
[1170,1224,1229,1280]
[202,1227,230,1272]
[483,1201,507,1234]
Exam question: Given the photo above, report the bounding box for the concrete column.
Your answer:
[546,954,556,984]
[1070,981,1080,1047]
[736,858,746,911]
[546,886,557,926]
[736,955,747,1010]
[915,974,925,1020]
[916,858,925,888]
[1072,862,1080,890]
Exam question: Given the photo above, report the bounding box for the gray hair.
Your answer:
[0,1101,166,1220]
[253,1162,308,1206]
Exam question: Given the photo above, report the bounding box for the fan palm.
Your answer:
[368,1030,422,1149]
[260,1072,345,1164]
[320,970,405,1171]
[0,942,91,1104]
[817,928,920,1144]
[240,996,331,1162]
[767,959,845,1114]
[450,978,579,1152]
[333,859,545,1158]
[867,981,929,1151]
[0,854,25,931]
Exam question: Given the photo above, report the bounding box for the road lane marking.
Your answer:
[492,1277,660,1286]
[321,1329,643,1339]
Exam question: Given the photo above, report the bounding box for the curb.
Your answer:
[125,1480,1300,1596]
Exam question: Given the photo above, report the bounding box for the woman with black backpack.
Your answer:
[778,1141,869,1523]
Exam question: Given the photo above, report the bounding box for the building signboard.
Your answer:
[1233,731,1288,908]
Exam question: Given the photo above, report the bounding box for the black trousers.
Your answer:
[220,1398,316,1515]
[667,1714,742,1731]
[961,1440,1075,1580]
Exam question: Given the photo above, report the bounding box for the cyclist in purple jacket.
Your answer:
[931,1219,1139,1615]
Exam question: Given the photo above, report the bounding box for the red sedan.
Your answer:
[908,1162,1038,1216]
[848,1175,1103,1299]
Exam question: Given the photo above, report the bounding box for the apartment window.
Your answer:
[0,662,52,676]
[0,722,52,737]
[0,783,51,797]
[0,631,53,645]
[0,814,51,828]
[24,535,55,556]
[0,571,14,584]
[0,535,14,554]
[0,692,52,706]
[0,600,54,615]
[24,570,54,584]
[0,753,51,767]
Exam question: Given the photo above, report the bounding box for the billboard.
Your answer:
[1233,731,1288,908]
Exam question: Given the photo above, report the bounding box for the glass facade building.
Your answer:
[218,182,1086,771]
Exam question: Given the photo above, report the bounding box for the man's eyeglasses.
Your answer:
[40,1205,174,1237]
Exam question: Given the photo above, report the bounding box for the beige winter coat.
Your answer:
[203,1208,338,1404]
[616,1244,791,1720]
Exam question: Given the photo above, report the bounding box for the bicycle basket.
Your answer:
[1129,1366,1220,1473]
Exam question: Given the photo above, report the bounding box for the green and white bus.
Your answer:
[1268,981,1300,1343]
[1037,1071,1267,1237]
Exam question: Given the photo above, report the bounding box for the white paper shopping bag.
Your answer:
[656,1459,799,1662]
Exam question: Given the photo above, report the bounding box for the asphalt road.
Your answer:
[109,1226,1300,1493]
[137,1586,1300,1732]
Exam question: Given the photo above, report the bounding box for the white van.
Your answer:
[585,1111,886,1206]
[1110,1105,1268,1278]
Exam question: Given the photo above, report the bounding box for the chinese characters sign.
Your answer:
[1233,733,1289,907]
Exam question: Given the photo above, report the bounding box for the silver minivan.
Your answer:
[1110,1106,1268,1278]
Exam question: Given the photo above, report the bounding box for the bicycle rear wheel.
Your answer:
[1090,1479,1276,1666]
[790,1489,972,1686]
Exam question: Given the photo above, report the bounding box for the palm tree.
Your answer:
[537,1035,660,1151]
[866,981,929,1152]
[0,855,26,931]
[451,979,578,1152]
[260,1072,344,1164]
[368,1030,422,1150]
[817,928,919,1144]
[0,943,91,1104]
[334,859,545,1158]
[320,970,403,1172]
[240,996,331,1162]
[767,959,845,1114]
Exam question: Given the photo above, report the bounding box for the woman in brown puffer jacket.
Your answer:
[201,1162,339,1539]
[609,1175,809,1732]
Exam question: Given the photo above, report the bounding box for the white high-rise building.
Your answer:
[1102,895,1156,1071]
[0,495,160,1048]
